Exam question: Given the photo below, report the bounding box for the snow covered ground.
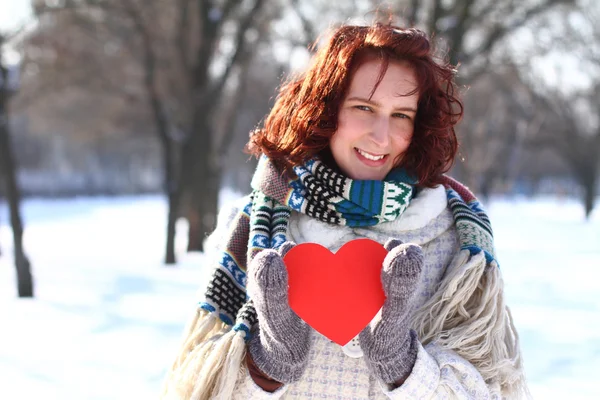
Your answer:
[0,193,599,399]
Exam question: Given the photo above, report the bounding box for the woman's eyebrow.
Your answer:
[346,96,417,112]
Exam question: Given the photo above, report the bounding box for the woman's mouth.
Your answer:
[354,148,388,166]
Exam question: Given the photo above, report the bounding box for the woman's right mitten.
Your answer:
[246,242,312,383]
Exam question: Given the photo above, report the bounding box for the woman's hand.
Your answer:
[358,238,423,385]
[246,242,312,384]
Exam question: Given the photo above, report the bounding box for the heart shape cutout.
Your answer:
[283,239,387,346]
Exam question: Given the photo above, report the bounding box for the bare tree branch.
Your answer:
[462,0,575,65]
[428,0,444,35]
[34,0,120,16]
[216,12,270,158]
[198,0,240,52]
[290,0,318,49]
[464,0,498,32]
[446,0,476,66]
[176,0,192,74]
[208,0,265,103]
[409,0,420,26]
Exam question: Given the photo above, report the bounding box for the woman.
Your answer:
[163,22,527,399]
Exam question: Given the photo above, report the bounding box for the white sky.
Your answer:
[0,0,32,33]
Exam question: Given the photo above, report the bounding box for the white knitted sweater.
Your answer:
[224,185,496,399]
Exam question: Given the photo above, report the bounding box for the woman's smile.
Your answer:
[354,148,389,166]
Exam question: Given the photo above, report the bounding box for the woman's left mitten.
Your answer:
[358,239,423,384]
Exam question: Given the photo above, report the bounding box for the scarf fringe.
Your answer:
[162,310,237,400]
[213,332,247,399]
[190,329,234,400]
[411,249,529,399]
[177,310,218,365]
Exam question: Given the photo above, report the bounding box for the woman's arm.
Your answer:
[231,352,289,399]
[384,249,524,399]
[246,351,285,392]
[383,341,494,400]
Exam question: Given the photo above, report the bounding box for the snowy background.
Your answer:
[1,192,599,399]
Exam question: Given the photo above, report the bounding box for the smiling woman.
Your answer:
[162,21,527,400]
[246,25,461,189]
[330,58,418,180]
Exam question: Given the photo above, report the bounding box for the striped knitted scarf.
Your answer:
[199,156,496,340]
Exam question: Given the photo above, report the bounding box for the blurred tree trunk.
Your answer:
[571,137,599,220]
[146,53,180,266]
[185,0,265,252]
[164,148,181,264]
[31,0,270,257]
[32,0,183,264]
[184,115,216,252]
[527,79,600,220]
[122,1,180,264]
[581,168,597,219]
[0,43,34,297]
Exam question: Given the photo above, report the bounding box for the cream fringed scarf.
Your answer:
[161,157,527,400]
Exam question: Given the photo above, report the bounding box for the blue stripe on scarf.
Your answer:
[447,190,493,237]
[233,323,252,340]
[219,253,247,288]
[334,200,380,226]
[243,201,253,215]
[219,313,234,325]
[350,180,385,215]
[271,234,286,249]
[288,190,305,211]
[349,180,384,214]
[463,245,497,265]
[345,217,380,227]
[251,234,269,249]
[335,199,372,216]
[199,302,216,313]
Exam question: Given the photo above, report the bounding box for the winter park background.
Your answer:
[2,0,600,399]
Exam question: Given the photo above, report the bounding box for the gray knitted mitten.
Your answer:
[358,238,423,384]
[247,242,312,383]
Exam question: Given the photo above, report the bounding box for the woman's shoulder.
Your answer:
[216,193,253,226]
[205,193,253,253]
[438,176,497,261]
[399,184,449,231]
[438,175,481,206]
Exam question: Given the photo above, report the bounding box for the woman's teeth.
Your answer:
[356,148,385,161]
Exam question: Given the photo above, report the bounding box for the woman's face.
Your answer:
[329,59,419,180]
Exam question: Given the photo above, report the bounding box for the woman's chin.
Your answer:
[346,168,387,181]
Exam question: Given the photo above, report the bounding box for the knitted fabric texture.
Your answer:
[200,155,417,333]
[199,157,497,341]
[246,245,312,383]
[358,240,423,384]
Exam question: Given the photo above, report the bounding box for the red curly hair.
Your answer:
[246,23,463,187]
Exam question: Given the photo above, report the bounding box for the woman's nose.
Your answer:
[369,117,390,148]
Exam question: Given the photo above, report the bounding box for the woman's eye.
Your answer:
[393,113,410,119]
[355,105,372,112]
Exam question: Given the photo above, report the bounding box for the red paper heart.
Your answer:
[283,239,387,346]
